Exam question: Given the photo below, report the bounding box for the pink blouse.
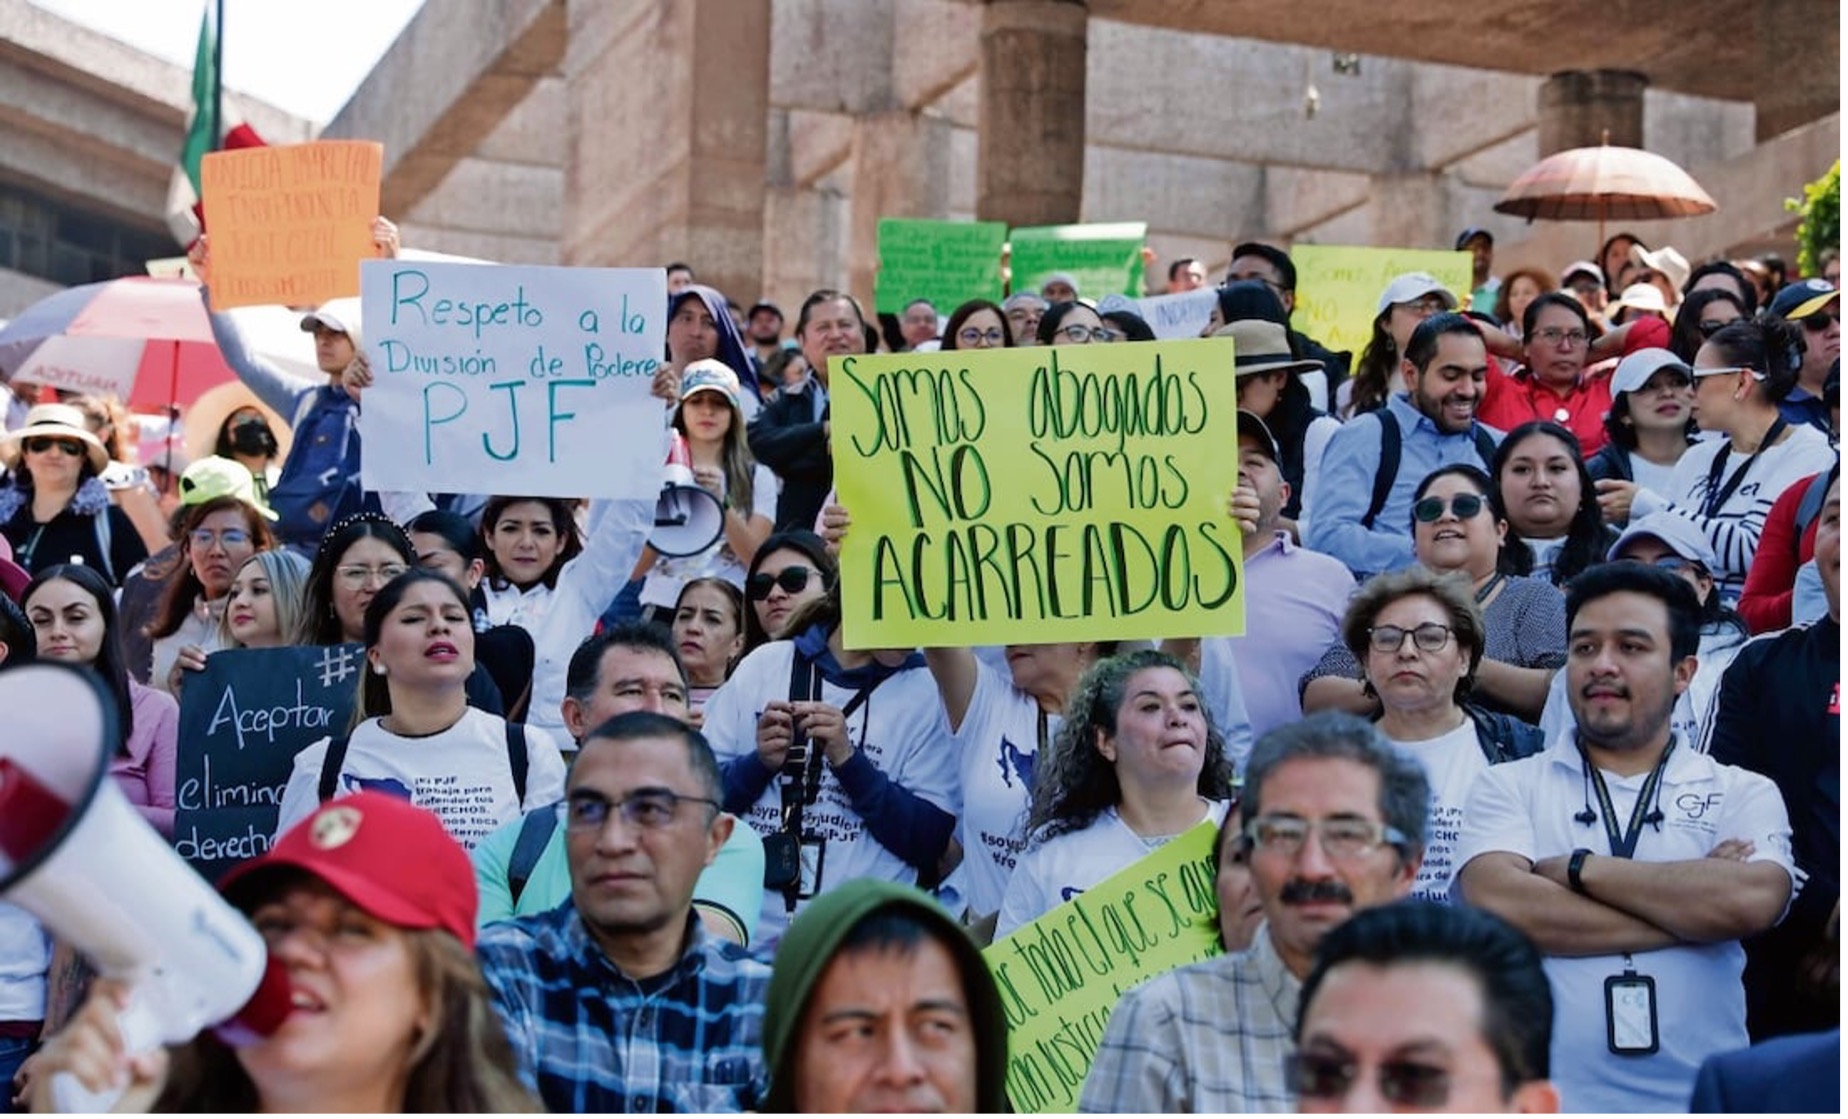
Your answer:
[111,680,179,838]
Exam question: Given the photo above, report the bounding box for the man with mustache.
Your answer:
[1079,712,1427,1112]
[1456,563,1794,1111]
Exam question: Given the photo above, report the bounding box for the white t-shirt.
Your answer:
[275,707,567,850]
[953,661,1057,920]
[1631,423,1837,604]
[996,800,1228,939]
[0,902,49,1020]
[1628,454,1678,498]
[1384,718,1487,902]
[639,463,778,609]
[1454,735,1795,1112]
[701,641,959,944]
[479,578,555,633]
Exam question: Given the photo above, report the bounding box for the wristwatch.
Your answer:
[1567,848,1593,895]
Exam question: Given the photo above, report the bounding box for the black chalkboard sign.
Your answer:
[173,644,364,880]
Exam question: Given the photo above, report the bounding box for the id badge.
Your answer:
[797,835,827,900]
[1605,973,1660,1055]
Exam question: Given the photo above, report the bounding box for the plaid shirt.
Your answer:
[478,902,771,1113]
[1078,923,1300,1113]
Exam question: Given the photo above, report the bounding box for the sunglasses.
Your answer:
[747,566,816,601]
[1286,1051,1454,1109]
[23,437,84,457]
[1801,309,1840,332]
[1696,319,1738,338]
[1412,493,1486,523]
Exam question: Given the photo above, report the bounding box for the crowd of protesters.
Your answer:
[0,218,1838,1114]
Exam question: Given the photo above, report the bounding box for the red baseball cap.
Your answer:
[219,792,478,950]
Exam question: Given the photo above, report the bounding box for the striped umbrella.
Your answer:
[0,276,241,412]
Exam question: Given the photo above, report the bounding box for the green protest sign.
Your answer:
[874,219,1007,314]
[983,820,1222,1113]
[1010,222,1147,301]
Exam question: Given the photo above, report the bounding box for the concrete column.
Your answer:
[562,0,769,303]
[976,0,1087,228]
[847,110,956,303]
[1538,70,1646,155]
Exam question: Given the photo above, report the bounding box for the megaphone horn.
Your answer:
[650,433,727,558]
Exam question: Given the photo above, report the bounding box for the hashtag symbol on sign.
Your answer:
[315,645,357,688]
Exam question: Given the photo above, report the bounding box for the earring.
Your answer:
[373,663,386,676]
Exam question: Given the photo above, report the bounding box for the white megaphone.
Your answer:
[0,663,291,1112]
[651,431,727,558]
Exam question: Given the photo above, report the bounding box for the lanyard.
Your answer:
[1703,417,1786,518]
[1580,738,1675,859]
[1474,571,1505,604]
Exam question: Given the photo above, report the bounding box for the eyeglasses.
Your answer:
[747,566,816,601]
[335,563,409,588]
[1058,324,1111,344]
[1242,815,1407,860]
[1634,555,1706,577]
[1690,364,1764,382]
[1005,307,1041,322]
[1227,273,1288,298]
[957,327,1007,346]
[1368,621,1455,654]
[1533,326,1590,348]
[566,788,720,832]
[22,437,84,457]
[1801,309,1840,332]
[1394,295,1450,316]
[1286,1051,1455,1109]
[189,528,252,550]
[1696,319,1738,338]
[1412,493,1486,523]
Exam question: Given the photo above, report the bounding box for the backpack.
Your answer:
[317,720,530,803]
[268,390,371,546]
[507,803,561,908]
[1793,464,1840,541]
[1360,409,1499,530]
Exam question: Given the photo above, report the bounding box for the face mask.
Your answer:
[229,417,278,458]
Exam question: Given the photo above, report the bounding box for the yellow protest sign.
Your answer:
[201,140,383,311]
[983,821,1223,1113]
[830,339,1246,649]
[1290,244,1473,357]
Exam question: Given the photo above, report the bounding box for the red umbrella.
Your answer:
[0,276,239,411]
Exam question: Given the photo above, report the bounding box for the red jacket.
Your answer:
[1738,471,1824,633]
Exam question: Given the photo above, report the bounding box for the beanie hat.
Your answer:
[762,880,1009,1113]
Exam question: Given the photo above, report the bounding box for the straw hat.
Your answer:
[0,403,110,474]
[182,381,294,466]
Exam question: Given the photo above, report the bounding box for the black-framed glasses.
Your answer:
[747,566,815,601]
[1534,326,1590,347]
[1412,493,1486,523]
[957,326,1006,346]
[1058,324,1111,344]
[1368,621,1455,655]
[1801,309,1840,332]
[23,437,83,457]
[1638,555,1706,578]
[566,788,720,832]
[1285,1051,1454,1109]
[1242,815,1407,860]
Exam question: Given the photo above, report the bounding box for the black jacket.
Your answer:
[748,380,832,531]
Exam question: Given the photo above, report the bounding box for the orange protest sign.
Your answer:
[201,141,383,311]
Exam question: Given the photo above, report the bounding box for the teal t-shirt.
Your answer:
[472,805,766,946]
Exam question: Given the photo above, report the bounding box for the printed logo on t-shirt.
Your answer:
[342,775,412,801]
[998,735,1035,791]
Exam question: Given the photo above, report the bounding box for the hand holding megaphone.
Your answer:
[0,665,290,1114]
[29,980,169,1114]
[651,432,727,558]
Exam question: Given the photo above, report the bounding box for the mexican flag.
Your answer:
[165,0,264,248]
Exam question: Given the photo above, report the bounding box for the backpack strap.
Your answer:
[507,804,558,908]
[92,509,115,584]
[1794,465,1839,539]
[1472,425,1498,471]
[1361,410,1402,530]
[317,735,352,802]
[505,721,529,804]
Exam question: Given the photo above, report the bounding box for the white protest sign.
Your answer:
[1135,287,1218,340]
[357,261,667,500]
